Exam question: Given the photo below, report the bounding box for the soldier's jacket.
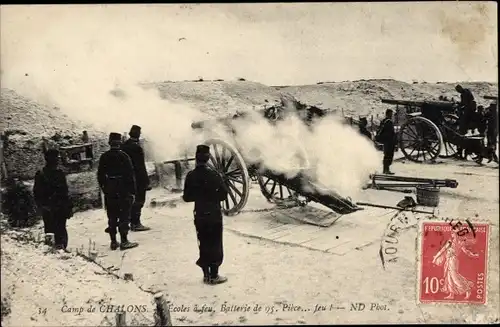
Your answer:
[183,165,228,220]
[97,149,136,197]
[121,139,150,190]
[485,107,498,137]
[375,118,396,145]
[460,88,475,107]
[33,167,72,216]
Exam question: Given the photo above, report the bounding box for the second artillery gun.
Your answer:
[381,98,488,164]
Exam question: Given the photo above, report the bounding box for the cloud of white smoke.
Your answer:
[1,6,381,198]
[227,111,381,198]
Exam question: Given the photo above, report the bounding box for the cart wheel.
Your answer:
[203,138,250,216]
[399,116,443,163]
[256,174,298,204]
[439,114,459,158]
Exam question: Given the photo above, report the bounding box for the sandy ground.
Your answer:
[3,152,497,326]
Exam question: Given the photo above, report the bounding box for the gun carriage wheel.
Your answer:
[398,116,443,163]
[256,175,298,203]
[203,139,250,216]
[439,113,460,158]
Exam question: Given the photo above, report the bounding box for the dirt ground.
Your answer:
[2,152,497,326]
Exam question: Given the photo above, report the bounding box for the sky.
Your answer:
[1,2,498,86]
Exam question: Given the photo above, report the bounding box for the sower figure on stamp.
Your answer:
[121,125,151,232]
[98,132,139,251]
[33,149,73,250]
[375,109,396,175]
[432,232,478,300]
[183,144,229,285]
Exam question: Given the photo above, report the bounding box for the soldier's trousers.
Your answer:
[194,218,223,270]
[383,143,395,170]
[130,188,146,226]
[105,196,133,235]
[42,209,68,249]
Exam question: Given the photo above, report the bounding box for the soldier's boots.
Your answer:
[202,267,210,284]
[209,275,228,285]
[208,266,228,285]
[130,224,151,232]
[110,241,119,250]
[383,168,395,175]
[120,241,139,250]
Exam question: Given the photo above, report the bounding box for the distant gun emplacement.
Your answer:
[380,97,489,164]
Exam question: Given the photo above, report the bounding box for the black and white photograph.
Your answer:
[0,2,498,326]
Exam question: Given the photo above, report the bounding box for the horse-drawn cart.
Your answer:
[381,98,486,163]
[191,107,362,217]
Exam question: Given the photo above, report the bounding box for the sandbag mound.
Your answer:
[1,88,109,180]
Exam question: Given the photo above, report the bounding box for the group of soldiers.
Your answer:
[97,127,228,284]
[24,123,228,285]
[97,125,152,251]
[357,84,498,172]
[454,85,498,162]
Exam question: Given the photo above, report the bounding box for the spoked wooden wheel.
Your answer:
[256,174,298,204]
[439,114,460,158]
[203,139,250,216]
[398,116,443,163]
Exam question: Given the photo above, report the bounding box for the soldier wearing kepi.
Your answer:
[33,149,73,250]
[98,132,138,250]
[121,125,151,232]
[455,85,476,159]
[375,109,397,175]
[183,145,228,285]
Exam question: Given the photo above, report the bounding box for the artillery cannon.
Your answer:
[191,108,361,217]
[380,97,488,163]
[484,95,498,101]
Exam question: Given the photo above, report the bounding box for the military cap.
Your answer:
[108,132,122,143]
[196,144,210,155]
[44,149,60,160]
[129,125,141,137]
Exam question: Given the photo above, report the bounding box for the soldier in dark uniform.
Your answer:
[485,102,498,163]
[183,145,228,285]
[121,125,151,232]
[33,149,73,250]
[358,117,372,140]
[455,85,476,159]
[476,106,487,137]
[375,109,396,175]
[97,132,138,250]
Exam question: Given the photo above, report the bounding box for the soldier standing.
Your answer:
[375,109,396,175]
[455,85,476,159]
[98,132,138,250]
[485,102,498,163]
[121,125,151,232]
[33,149,73,250]
[183,145,228,285]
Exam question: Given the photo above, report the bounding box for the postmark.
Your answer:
[417,221,489,304]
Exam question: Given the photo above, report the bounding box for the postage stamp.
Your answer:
[418,220,489,304]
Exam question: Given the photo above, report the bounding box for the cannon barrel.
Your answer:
[381,98,456,108]
[259,169,362,214]
[484,95,498,100]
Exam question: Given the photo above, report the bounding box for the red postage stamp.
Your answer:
[418,221,489,304]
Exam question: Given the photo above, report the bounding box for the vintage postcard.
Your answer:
[0,2,498,326]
